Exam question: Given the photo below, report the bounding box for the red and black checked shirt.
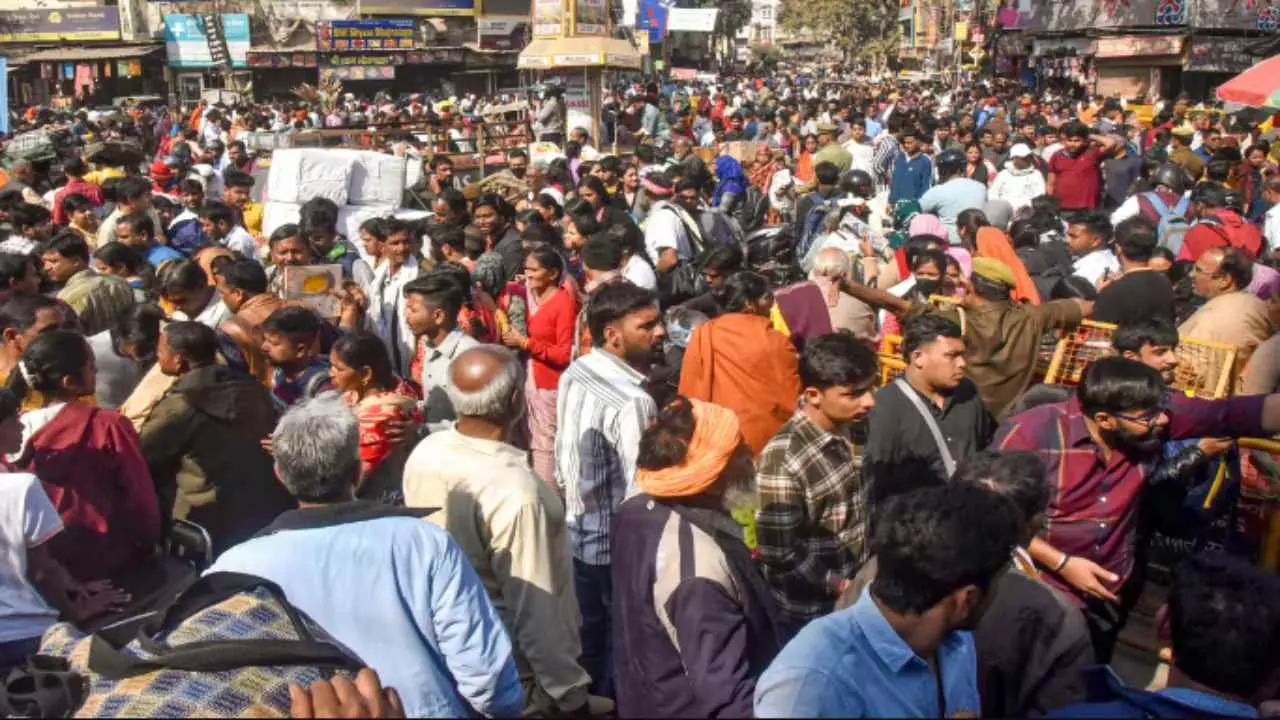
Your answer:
[992,393,1265,604]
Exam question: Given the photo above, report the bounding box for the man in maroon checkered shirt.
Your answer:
[993,355,1280,663]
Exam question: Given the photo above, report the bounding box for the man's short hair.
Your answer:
[115,176,151,203]
[10,203,50,231]
[156,259,209,295]
[587,282,657,347]
[262,305,322,343]
[164,321,218,366]
[1113,319,1179,355]
[870,483,1020,615]
[901,314,963,360]
[1217,247,1253,289]
[43,232,90,262]
[59,193,95,217]
[1077,356,1166,417]
[199,199,237,227]
[272,393,361,503]
[117,212,155,241]
[1068,210,1112,242]
[954,451,1050,530]
[800,333,878,391]
[1114,217,1158,262]
[403,272,465,321]
[222,168,254,190]
[814,161,840,187]
[220,259,268,295]
[1168,551,1280,698]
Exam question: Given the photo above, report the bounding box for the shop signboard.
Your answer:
[1186,36,1258,73]
[165,14,250,68]
[665,7,717,32]
[1094,34,1183,58]
[322,65,395,80]
[358,0,476,17]
[1029,0,1278,32]
[573,0,608,35]
[0,58,8,136]
[316,19,415,51]
[0,6,119,42]
[477,17,528,50]
[636,0,669,43]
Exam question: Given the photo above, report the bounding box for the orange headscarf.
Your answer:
[635,400,743,498]
[975,226,1041,305]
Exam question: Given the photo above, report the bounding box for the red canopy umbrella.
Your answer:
[1216,55,1280,107]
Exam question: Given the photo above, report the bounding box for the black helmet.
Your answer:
[1224,188,1245,214]
[841,169,874,198]
[1151,162,1188,193]
[935,149,965,178]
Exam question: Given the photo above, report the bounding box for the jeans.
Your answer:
[1082,568,1146,664]
[573,559,613,699]
[0,636,41,674]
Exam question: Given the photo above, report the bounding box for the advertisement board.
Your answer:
[665,7,717,32]
[164,14,250,68]
[316,19,415,51]
[358,0,475,16]
[477,17,528,50]
[0,7,119,42]
[533,0,564,37]
[573,0,608,35]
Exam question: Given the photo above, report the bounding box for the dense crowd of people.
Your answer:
[0,71,1277,718]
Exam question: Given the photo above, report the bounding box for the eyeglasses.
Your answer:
[1111,406,1167,428]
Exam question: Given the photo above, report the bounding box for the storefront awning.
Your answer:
[517,36,643,70]
[10,44,163,66]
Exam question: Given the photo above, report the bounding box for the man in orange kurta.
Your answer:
[677,311,803,456]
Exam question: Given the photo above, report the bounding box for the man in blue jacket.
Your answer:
[889,126,933,206]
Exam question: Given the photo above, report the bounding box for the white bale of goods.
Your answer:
[266,149,355,206]
[262,201,302,239]
[329,149,409,209]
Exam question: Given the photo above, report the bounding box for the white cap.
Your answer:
[1009,143,1033,159]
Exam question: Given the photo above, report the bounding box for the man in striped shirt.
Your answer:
[555,282,664,698]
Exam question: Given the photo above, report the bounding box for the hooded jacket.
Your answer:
[139,364,296,555]
[990,163,1047,215]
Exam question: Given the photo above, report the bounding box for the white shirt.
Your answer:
[0,472,62,643]
[643,202,695,265]
[366,261,420,376]
[1072,248,1120,288]
[175,294,232,330]
[843,140,876,174]
[421,329,479,433]
[223,226,258,261]
[621,254,657,291]
[1265,203,1280,255]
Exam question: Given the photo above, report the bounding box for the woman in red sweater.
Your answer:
[500,243,578,488]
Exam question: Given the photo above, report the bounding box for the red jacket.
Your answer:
[526,286,578,390]
[1177,209,1263,262]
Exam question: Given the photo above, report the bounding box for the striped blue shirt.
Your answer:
[555,349,657,566]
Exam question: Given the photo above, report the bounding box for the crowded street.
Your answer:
[0,0,1278,717]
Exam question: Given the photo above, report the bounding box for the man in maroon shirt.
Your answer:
[1047,121,1120,213]
[993,356,1280,662]
[50,157,104,226]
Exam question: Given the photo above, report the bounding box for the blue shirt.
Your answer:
[209,503,524,718]
[865,117,883,139]
[919,178,989,245]
[145,244,184,268]
[754,589,981,718]
[1049,667,1258,718]
[889,153,934,205]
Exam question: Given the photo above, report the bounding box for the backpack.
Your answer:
[1141,191,1192,254]
[734,185,770,233]
[697,206,744,249]
[1198,212,1263,258]
[38,572,364,718]
[798,192,840,260]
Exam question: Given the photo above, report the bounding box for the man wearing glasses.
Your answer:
[1179,246,1272,375]
[992,355,1280,664]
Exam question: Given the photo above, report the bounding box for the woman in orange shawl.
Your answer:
[957,209,1041,305]
[793,133,818,186]
[678,271,801,456]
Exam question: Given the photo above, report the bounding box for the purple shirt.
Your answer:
[992,393,1265,603]
[1247,261,1280,300]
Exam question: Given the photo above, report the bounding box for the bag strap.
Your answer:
[664,204,705,256]
[1145,191,1170,217]
[892,377,957,478]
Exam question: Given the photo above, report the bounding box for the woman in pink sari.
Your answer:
[500,243,577,487]
[6,330,160,592]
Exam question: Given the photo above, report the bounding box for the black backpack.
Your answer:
[734,185,770,233]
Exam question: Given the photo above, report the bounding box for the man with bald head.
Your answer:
[809,247,875,341]
[1180,246,1272,373]
[403,345,607,717]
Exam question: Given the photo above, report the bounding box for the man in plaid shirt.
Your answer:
[756,334,878,636]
